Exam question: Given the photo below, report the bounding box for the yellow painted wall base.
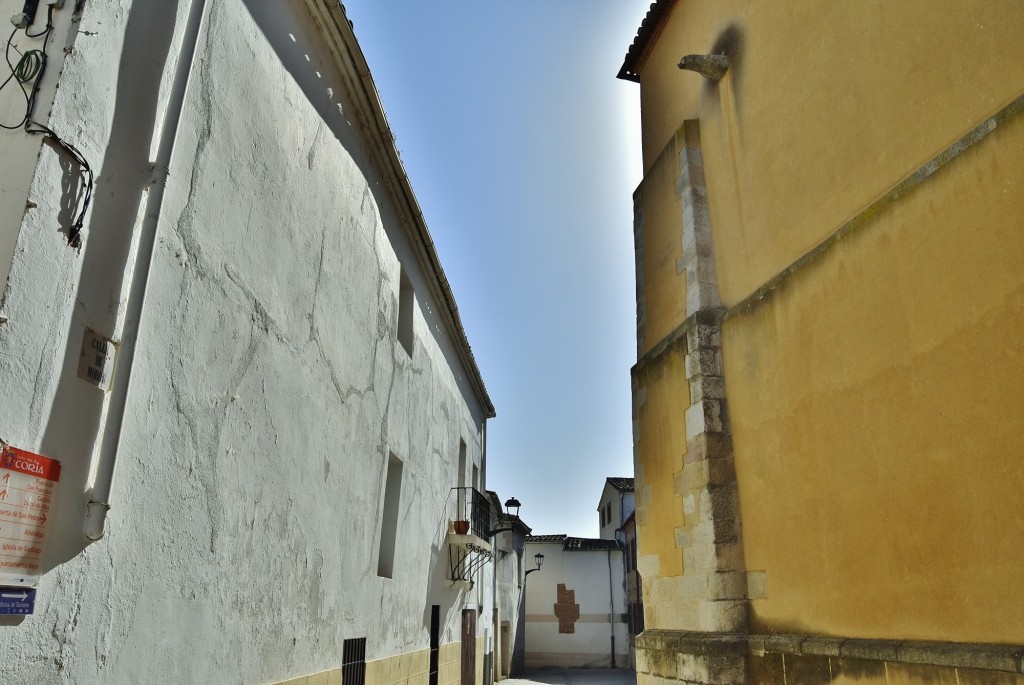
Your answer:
[272,639,484,685]
[275,668,342,685]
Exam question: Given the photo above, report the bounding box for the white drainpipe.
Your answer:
[84,0,209,541]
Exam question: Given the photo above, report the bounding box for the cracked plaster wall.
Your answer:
[0,1,491,683]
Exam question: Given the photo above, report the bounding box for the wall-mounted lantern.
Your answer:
[526,553,544,578]
[504,497,521,519]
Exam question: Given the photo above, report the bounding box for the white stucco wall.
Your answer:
[0,1,492,683]
[523,541,628,670]
[0,0,83,291]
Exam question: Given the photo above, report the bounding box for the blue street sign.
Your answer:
[0,587,36,615]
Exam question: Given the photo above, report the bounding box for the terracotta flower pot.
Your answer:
[453,520,470,535]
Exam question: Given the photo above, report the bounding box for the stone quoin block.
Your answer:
[683,543,719,572]
[684,518,718,547]
[686,323,722,353]
[707,571,747,600]
[713,542,746,572]
[658,598,699,630]
[690,375,726,404]
[685,255,719,291]
[706,457,737,487]
[697,599,747,632]
[686,432,733,464]
[711,517,741,545]
[676,572,710,600]
[685,400,724,440]
[681,214,714,257]
[685,348,722,380]
[679,459,710,493]
[686,283,721,317]
[746,570,768,600]
[707,482,740,519]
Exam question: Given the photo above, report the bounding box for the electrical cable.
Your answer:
[14,48,43,82]
[0,4,94,247]
[0,27,34,129]
[26,121,94,247]
[24,4,51,38]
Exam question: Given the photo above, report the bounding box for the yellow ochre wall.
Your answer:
[631,0,1024,647]
[724,110,1024,643]
[637,137,687,354]
[633,348,686,618]
[637,0,1024,307]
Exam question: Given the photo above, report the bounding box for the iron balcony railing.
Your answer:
[450,486,492,539]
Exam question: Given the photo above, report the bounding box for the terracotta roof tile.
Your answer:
[606,477,634,492]
[617,0,678,82]
[526,534,622,551]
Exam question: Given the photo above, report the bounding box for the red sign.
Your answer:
[1,446,61,482]
[0,445,61,586]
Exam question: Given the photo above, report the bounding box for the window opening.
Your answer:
[377,453,403,578]
[397,268,414,355]
[457,440,467,518]
[458,440,467,488]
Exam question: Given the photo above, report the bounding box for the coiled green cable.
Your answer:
[14,49,43,83]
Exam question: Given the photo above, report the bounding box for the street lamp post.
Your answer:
[514,552,543,676]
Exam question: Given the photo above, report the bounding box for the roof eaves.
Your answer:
[617,0,679,83]
[606,477,635,492]
[563,536,623,551]
[305,0,495,419]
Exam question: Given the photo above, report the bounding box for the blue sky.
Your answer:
[342,1,651,537]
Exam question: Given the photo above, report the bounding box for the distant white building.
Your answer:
[0,2,499,684]
[522,535,628,670]
[597,477,635,540]
[519,477,634,671]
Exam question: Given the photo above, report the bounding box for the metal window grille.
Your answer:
[451,487,493,539]
[429,605,440,685]
[342,637,366,685]
[470,488,490,538]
